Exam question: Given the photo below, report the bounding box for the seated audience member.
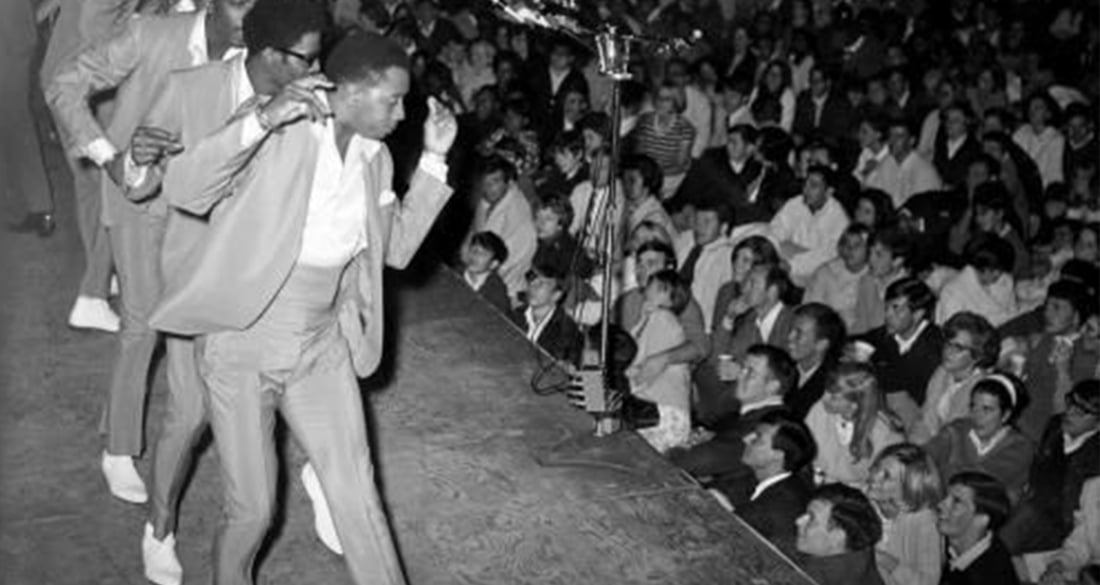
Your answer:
[532,196,592,282]
[620,220,677,293]
[867,117,943,209]
[1002,380,1100,556]
[614,241,709,400]
[769,164,851,286]
[855,115,892,189]
[462,231,511,315]
[569,147,624,256]
[970,182,1029,279]
[1038,476,1100,585]
[937,471,1020,585]
[852,188,897,235]
[620,154,676,242]
[924,374,1034,504]
[913,312,1000,443]
[784,303,847,420]
[631,82,696,192]
[933,101,984,192]
[535,131,588,202]
[711,236,781,329]
[806,362,904,487]
[628,270,693,453]
[867,443,944,585]
[1016,280,1096,442]
[936,234,1019,327]
[736,410,816,553]
[674,124,764,225]
[796,483,886,585]
[470,155,537,304]
[852,227,914,335]
[863,278,944,431]
[670,344,798,499]
[512,264,582,366]
[711,265,797,364]
[805,223,872,329]
[679,200,735,332]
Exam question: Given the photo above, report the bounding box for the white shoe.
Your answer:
[101,452,148,503]
[68,296,120,332]
[142,523,182,585]
[109,276,119,297]
[301,463,343,555]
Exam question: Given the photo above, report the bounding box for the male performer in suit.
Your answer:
[147,32,456,585]
[119,0,329,582]
[39,0,141,331]
[46,0,256,504]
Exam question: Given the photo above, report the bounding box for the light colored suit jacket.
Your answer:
[39,0,138,94]
[46,12,200,226]
[148,92,453,378]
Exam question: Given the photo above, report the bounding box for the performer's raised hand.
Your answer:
[258,74,334,130]
[423,96,457,156]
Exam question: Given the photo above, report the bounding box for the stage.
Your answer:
[0,144,814,584]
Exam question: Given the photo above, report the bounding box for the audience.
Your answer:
[784,302,847,420]
[461,231,511,315]
[805,223,872,329]
[769,164,851,286]
[866,443,943,585]
[796,483,885,585]
[937,471,1020,585]
[1038,476,1100,585]
[469,155,536,304]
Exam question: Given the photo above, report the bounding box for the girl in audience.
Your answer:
[752,60,796,132]
[924,374,1034,504]
[806,362,904,487]
[627,270,693,453]
[710,235,780,330]
[806,224,871,330]
[936,234,1020,327]
[1013,92,1065,188]
[867,443,943,585]
[631,82,696,194]
[853,189,897,232]
[912,312,1000,443]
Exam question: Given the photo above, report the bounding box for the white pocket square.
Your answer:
[379,189,396,206]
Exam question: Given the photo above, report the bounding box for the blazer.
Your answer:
[792,90,857,144]
[674,149,767,225]
[39,0,139,94]
[712,303,796,363]
[511,305,582,367]
[784,362,831,421]
[46,12,203,226]
[736,473,812,552]
[147,89,452,379]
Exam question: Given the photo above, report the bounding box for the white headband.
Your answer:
[982,374,1018,409]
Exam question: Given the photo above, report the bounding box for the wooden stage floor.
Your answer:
[0,150,815,585]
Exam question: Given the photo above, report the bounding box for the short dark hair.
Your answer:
[967,234,1015,274]
[621,154,663,196]
[856,189,896,229]
[732,235,780,269]
[1047,279,1090,322]
[746,344,798,397]
[973,182,1012,216]
[793,303,847,364]
[759,410,817,472]
[634,240,677,268]
[758,264,793,302]
[536,197,574,232]
[942,312,1000,368]
[728,123,759,144]
[549,130,585,158]
[469,231,508,263]
[477,154,517,182]
[244,0,329,56]
[812,483,883,552]
[325,31,411,86]
[646,269,691,314]
[948,471,1012,532]
[971,373,1028,422]
[694,199,735,227]
[526,263,566,294]
[885,277,936,319]
[806,164,837,189]
[871,226,914,266]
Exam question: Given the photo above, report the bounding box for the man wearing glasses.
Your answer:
[46,0,258,507]
[118,0,328,582]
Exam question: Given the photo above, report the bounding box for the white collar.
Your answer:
[751,471,793,501]
[464,270,489,291]
[798,361,821,386]
[729,158,748,174]
[968,427,1009,457]
[949,532,993,572]
[947,135,967,158]
[741,395,785,415]
[755,302,783,341]
[525,306,556,342]
[1065,428,1099,455]
[230,53,254,108]
[846,35,866,53]
[895,320,930,355]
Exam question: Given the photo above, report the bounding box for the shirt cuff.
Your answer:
[418,151,448,182]
[239,111,267,147]
[84,138,118,167]
[123,153,149,188]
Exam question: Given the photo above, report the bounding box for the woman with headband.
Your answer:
[924,373,1035,504]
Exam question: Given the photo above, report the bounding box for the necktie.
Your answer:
[680,245,703,285]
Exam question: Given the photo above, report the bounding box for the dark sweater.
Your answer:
[736,473,812,554]
[801,548,885,585]
[863,322,944,404]
[940,537,1020,585]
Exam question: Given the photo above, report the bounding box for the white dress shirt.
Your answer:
[769,195,850,284]
[750,471,792,502]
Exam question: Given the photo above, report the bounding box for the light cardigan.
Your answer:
[804,257,867,330]
[877,507,943,585]
[1013,124,1065,188]
[1051,476,1100,577]
[805,401,904,487]
[924,418,1035,504]
[910,366,984,444]
[935,266,1019,327]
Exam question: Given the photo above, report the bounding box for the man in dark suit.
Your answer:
[512,263,583,367]
[410,0,459,56]
[938,472,1020,585]
[670,344,798,501]
[736,410,816,554]
[674,124,766,225]
[527,37,589,143]
[792,66,856,147]
[862,278,943,432]
[784,302,846,420]
[933,102,984,191]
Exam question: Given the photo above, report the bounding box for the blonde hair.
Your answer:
[826,362,901,461]
[870,443,943,512]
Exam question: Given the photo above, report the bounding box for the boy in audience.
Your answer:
[512,264,582,367]
[621,154,676,240]
[462,231,511,315]
[862,278,943,430]
[736,410,816,554]
[536,131,589,202]
[805,223,871,329]
[670,344,798,502]
[769,164,851,286]
[971,182,1030,279]
[678,200,735,332]
[469,155,537,305]
[936,234,1019,327]
[712,265,797,364]
[532,196,592,282]
[938,471,1020,585]
[784,303,847,420]
[795,483,885,585]
[852,226,914,335]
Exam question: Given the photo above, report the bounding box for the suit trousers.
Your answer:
[1,48,51,215]
[65,153,112,299]
[103,206,165,455]
[148,335,206,538]
[199,263,406,585]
